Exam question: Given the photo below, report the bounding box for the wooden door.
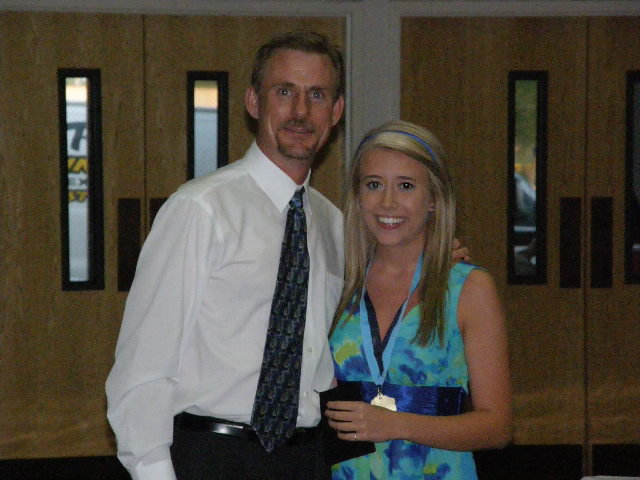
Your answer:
[586,17,640,448]
[401,16,640,474]
[402,16,588,445]
[0,12,346,461]
[0,12,144,458]
[143,15,346,217]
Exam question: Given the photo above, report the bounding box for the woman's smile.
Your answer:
[358,148,432,251]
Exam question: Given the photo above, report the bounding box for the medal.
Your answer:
[360,253,423,413]
[370,391,397,411]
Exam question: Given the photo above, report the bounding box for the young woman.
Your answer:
[326,121,512,479]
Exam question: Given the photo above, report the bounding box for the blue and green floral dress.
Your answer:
[329,262,479,480]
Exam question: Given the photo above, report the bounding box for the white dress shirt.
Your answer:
[105,142,344,480]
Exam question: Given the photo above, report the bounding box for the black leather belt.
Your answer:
[174,412,319,446]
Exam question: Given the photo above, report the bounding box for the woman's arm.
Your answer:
[326,269,512,451]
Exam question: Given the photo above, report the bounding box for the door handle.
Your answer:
[149,197,168,228]
[590,197,613,288]
[118,198,142,292]
[560,197,582,288]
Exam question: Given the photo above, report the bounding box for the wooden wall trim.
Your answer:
[2,0,640,17]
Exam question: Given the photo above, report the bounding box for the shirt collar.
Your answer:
[244,141,313,219]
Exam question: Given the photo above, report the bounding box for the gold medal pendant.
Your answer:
[370,392,397,411]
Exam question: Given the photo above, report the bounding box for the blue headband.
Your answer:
[358,130,438,162]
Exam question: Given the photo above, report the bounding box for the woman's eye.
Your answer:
[365,181,382,190]
[400,182,415,190]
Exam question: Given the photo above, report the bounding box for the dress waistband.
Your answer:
[338,380,469,416]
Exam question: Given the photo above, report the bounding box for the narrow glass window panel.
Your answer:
[58,69,104,290]
[626,71,640,283]
[507,72,548,284]
[187,71,229,179]
[66,78,89,281]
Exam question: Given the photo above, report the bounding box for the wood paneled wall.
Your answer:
[0,11,345,459]
[400,16,640,457]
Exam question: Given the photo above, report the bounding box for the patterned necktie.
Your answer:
[251,188,310,452]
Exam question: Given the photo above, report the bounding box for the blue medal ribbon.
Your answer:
[337,380,468,416]
[359,254,423,387]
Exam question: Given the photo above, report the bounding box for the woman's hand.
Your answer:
[325,400,397,443]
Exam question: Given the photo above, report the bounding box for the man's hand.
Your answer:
[452,238,471,263]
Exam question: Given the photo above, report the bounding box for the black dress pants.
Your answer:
[170,421,331,480]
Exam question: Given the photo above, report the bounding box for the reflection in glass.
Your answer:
[59,69,103,290]
[508,72,547,284]
[626,72,640,283]
[187,72,228,179]
[65,77,90,281]
[514,79,538,276]
[193,80,219,177]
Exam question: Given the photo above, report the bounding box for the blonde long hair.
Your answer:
[331,120,456,346]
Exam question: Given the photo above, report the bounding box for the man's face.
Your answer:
[246,49,344,173]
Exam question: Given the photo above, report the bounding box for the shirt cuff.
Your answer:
[131,446,176,480]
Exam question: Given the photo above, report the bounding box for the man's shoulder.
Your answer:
[308,186,343,221]
[174,160,250,200]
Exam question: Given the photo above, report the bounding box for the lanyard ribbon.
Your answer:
[359,254,423,386]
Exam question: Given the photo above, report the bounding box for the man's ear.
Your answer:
[331,95,345,127]
[245,87,259,120]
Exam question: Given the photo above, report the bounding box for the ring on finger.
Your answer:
[354,432,357,441]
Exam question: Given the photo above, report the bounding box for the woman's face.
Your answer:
[357,147,433,252]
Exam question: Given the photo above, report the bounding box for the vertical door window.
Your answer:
[58,69,104,290]
[187,71,228,179]
[508,71,548,284]
[626,71,640,284]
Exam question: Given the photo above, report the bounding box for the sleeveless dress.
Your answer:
[329,262,479,480]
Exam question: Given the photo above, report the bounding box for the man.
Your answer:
[106,31,345,480]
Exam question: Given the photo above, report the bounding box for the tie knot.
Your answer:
[289,188,305,210]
